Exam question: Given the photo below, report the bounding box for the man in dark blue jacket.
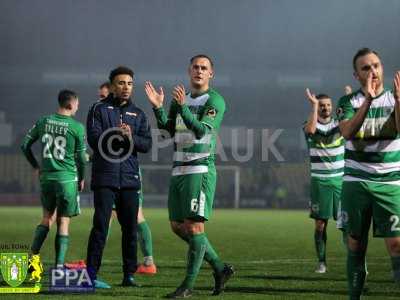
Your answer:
[86,66,152,288]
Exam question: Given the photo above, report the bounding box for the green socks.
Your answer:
[347,249,366,300]
[314,229,326,262]
[55,234,69,266]
[391,256,400,283]
[138,221,154,264]
[204,236,225,273]
[182,233,207,289]
[31,225,49,254]
[176,230,224,273]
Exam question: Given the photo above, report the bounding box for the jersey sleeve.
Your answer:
[200,94,226,130]
[75,123,87,153]
[153,100,179,137]
[75,123,87,181]
[337,95,354,121]
[178,93,226,139]
[20,119,41,169]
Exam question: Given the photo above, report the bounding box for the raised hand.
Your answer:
[144,81,164,108]
[172,84,186,105]
[366,71,377,99]
[120,123,132,140]
[305,88,318,106]
[394,71,400,102]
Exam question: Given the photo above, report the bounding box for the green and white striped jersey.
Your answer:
[337,88,400,183]
[154,88,226,176]
[304,119,345,178]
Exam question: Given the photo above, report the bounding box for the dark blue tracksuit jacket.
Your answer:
[86,96,152,190]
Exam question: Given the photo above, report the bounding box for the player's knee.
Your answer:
[41,215,55,227]
[184,222,204,236]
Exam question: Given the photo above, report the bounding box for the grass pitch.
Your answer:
[0,207,399,299]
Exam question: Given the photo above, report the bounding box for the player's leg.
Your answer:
[310,177,334,272]
[55,216,70,267]
[314,219,328,273]
[167,169,233,298]
[31,181,57,256]
[114,188,140,286]
[176,219,207,293]
[371,182,400,283]
[385,237,400,283]
[54,180,80,268]
[31,208,56,255]
[342,181,371,300]
[136,193,157,274]
[170,219,227,277]
[86,187,115,282]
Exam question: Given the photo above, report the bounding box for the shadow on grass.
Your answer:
[213,286,400,298]
[242,274,346,282]
[241,274,394,284]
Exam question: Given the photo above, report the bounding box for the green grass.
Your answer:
[0,207,399,299]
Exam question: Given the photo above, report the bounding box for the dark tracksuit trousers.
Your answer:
[86,187,139,278]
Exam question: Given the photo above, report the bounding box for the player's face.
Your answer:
[354,53,384,89]
[318,98,332,118]
[70,98,79,116]
[112,74,133,101]
[344,85,352,95]
[98,87,109,100]
[188,58,213,89]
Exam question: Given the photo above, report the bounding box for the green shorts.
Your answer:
[40,180,80,217]
[168,166,216,222]
[341,180,400,238]
[309,176,342,220]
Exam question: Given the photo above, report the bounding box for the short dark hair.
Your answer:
[316,94,330,100]
[99,82,111,89]
[109,66,134,83]
[58,89,78,108]
[352,48,380,71]
[190,54,214,68]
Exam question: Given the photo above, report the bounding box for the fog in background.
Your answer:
[1,0,399,206]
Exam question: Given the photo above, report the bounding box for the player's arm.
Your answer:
[339,72,375,139]
[145,81,177,137]
[20,121,40,170]
[393,71,400,133]
[75,124,87,191]
[303,88,319,135]
[174,85,225,139]
[86,103,103,150]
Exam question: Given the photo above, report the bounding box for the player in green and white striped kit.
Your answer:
[21,89,86,268]
[304,89,345,273]
[145,55,233,298]
[338,48,400,300]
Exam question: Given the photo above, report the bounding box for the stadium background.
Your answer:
[1,0,399,209]
[1,1,400,299]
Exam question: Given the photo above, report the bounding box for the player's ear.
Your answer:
[209,69,214,79]
[353,71,359,81]
[66,103,73,110]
